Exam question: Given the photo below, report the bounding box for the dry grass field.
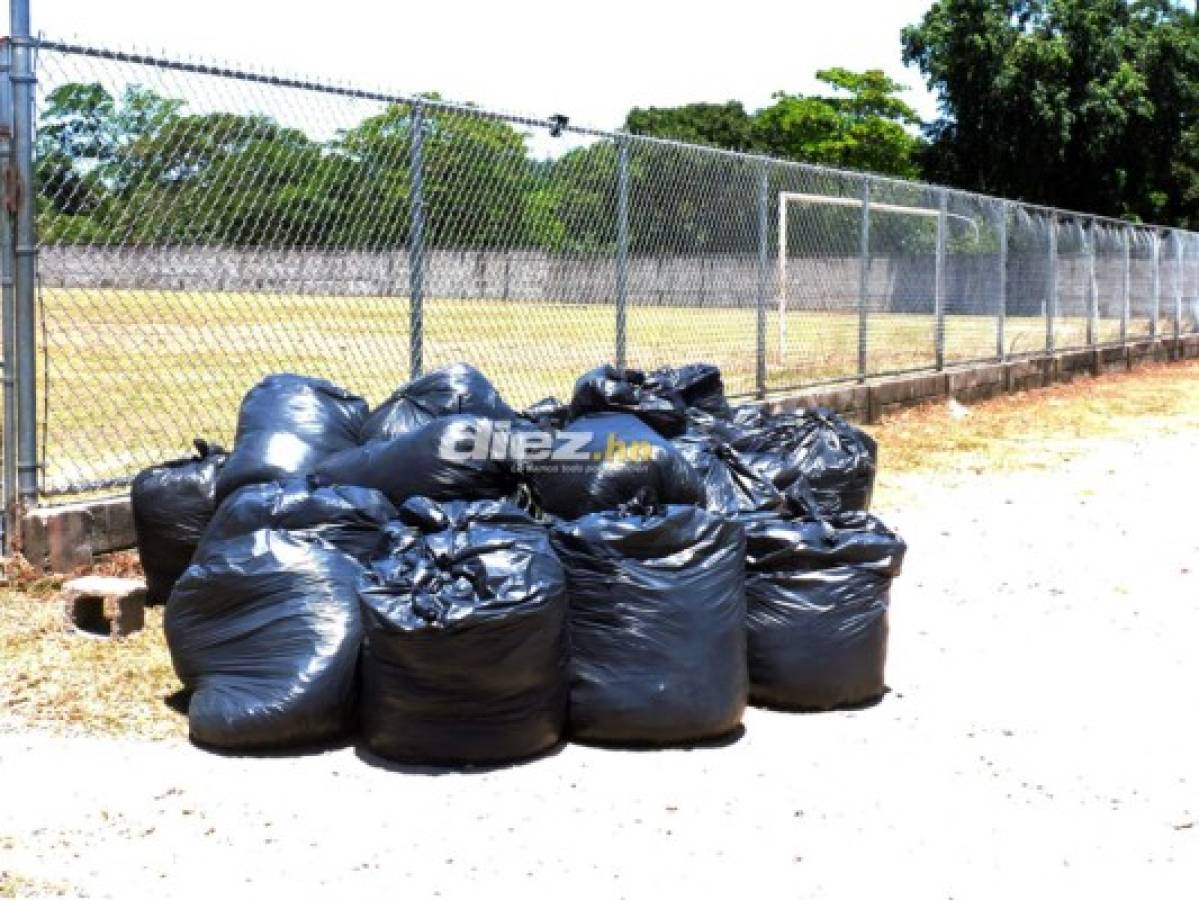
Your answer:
[35,287,1166,496]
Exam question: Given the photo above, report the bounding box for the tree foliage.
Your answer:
[44,79,907,253]
[902,0,1199,225]
[625,70,925,178]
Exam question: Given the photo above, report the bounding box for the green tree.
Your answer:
[36,82,116,220]
[754,69,924,178]
[544,141,619,252]
[625,102,758,151]
[118,111,326,244]
[335,99,546,248]
[902,0,1199,224]
[623,72,924,178]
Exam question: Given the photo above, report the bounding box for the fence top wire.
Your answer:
[27,33,1197,240]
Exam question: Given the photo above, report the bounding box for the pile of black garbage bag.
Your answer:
[134,361,905,764]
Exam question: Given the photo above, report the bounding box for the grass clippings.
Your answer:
[1,546,182,740]
[871,359,1199,479]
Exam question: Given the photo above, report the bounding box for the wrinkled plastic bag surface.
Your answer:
[568,365,686,438]
[215,374,368,502]
[362,363,516,441]
[742,512,905,710]
[672,432,785,516]
[200,478,396,563]
[358,500,568,765]
[131,439,227,605]
[520,396,571,430]
[521,413,704,520]
[711,406,876,514]
[551,504,747,745]
[315,414,518,505]
[651,363,731,418]
[166,530,363,750]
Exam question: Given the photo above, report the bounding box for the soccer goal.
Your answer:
[775,192,980,364]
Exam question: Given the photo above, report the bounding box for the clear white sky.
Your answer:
[22,0,941,128]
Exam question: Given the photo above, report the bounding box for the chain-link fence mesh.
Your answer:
[625,139,763,397]
[21,39,1199,501]
[1186,233,1199,334]
[772,164,866,389]
[1128,227,1156,340]
[943,191,1005,367]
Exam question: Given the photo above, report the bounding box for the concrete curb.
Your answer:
[765,335,1198,424]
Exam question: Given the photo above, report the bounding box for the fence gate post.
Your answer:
[10,0,38,512]
[934,188,948,370]
[408,101,426,380]
[1086,221,1098,347]
[857,178,871,382]
[755,161,769,399]
[1047,212,1057,353]
[614,138,630,369]
[0,37,16,551]
[1120,226,1131,345]
[996,201,1008,362]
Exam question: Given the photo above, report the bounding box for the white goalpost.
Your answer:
[776,192,980,364]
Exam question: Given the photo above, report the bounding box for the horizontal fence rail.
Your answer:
[10,37,1199,501]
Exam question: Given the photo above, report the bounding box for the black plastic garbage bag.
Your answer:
[215,374,368,502]
[672,432,785,516]
[651,363,731,418]
[520,396,570,430]
[521,413,704,520]
[131,439,227,605]
[362,363,516,441]
[742,512,905,710]
[358,500,568,765]
[388,495,539,534]
[165,530,363,751]
[315,414,518,505]
[568,365,687,438]
[200,478,396,563]
[719,406,877,514]
[551,504,747,745]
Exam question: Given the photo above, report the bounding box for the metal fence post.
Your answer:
[1175,229,1184,341]
[615,138,630,369]
[755,161,769,398]
[10,0,37,510]
[857,178,871,382]
[996,201,1008,362]
[1120,226,1131,345]
[1086,221,1098,347]
[408,101,425,380]
[1151,230,1161,339]
[0,38,15,550]
[934,189,948,370]
[776,191,787,365]
[1047,211,1058,353]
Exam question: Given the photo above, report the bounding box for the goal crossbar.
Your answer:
[776,192,980,363]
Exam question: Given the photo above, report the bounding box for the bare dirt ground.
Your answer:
[3,369,1199,898]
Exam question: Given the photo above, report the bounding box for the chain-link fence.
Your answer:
[8,37,1199,505]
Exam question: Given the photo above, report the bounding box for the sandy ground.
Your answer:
[3,420,1199,899]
